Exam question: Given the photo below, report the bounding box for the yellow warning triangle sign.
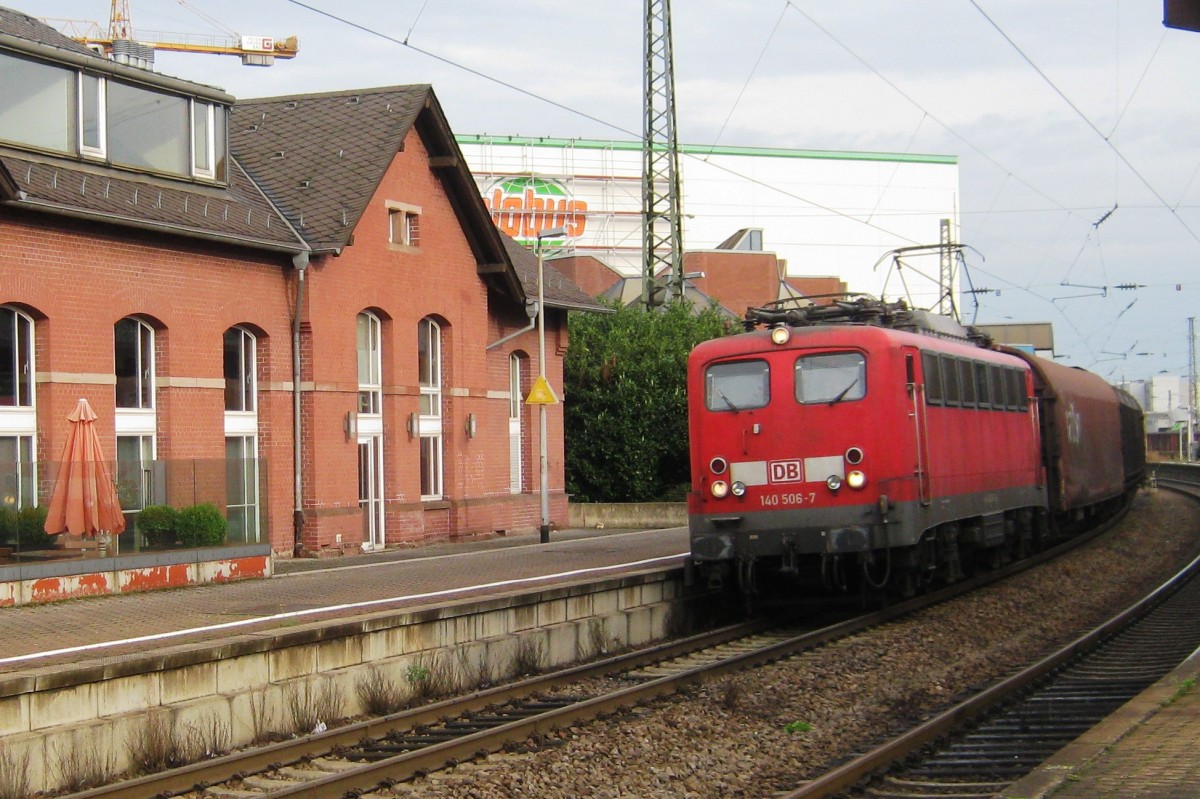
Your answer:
[526,375,559,405]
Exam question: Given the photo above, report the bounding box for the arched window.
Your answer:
[224,327,258,542]
[115,317,154,409]
[357,312,382,415]
[223,326,255,412]
[0,307,35,511]
[418,318,442,500]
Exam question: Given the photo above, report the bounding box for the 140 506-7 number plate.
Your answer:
[759,492,817,507]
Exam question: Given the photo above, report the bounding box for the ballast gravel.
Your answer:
[390,488,1200,799]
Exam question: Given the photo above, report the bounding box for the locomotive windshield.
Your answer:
[705,359,769,412]
[795,352,866,405]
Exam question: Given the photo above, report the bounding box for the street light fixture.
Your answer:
[535,226,566,543]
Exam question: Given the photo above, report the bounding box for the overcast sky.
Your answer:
[21,0,1200,384]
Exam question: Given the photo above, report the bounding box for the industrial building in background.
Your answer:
[459,135,961,313]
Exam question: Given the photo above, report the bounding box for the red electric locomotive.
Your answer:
[687,295,1143,602]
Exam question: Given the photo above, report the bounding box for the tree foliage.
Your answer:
[564,300,730,502]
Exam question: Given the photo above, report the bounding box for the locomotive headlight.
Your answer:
[731,481,747,497]
[846,470,867,489]
[770,326,791,345]
[709,457,728,475]
[826,474,843,491]
[711,480,730,499]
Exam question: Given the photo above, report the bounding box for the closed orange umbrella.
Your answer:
[43,398,127,541]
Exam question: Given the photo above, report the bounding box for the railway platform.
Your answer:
[0,524,688,675]
[8,523,1200,797]
[1003,645,1200,798]
[1,520,696,795]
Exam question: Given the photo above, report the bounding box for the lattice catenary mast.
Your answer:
[641,0,684,308]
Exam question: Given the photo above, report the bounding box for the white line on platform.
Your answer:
[0,552,689,666]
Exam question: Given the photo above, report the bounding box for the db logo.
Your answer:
[769,460,804,483]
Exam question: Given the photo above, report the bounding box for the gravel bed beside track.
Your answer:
[390,488,1200,798]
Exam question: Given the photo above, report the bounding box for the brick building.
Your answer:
[551,228,848,317]
[0,8,600,558]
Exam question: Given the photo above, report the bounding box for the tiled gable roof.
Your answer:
[231,86,429,252]
[0,152,305,250]
[500,234,607,313]
[0,7,99,58]
[0,11,603,313]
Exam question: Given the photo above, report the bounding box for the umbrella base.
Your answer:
[53,533,107,556]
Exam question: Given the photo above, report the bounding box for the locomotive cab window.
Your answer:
[706,359,770,412]
[795,352,866,405]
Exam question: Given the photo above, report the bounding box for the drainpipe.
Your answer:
[291,251,310,557]
[486,299,539,350]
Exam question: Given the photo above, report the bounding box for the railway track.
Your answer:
[778,544,1200,799]
[65,521,1102,799]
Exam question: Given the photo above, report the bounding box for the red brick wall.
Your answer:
[0,126,569,559]
[297,129,567,553]
[546,255,623,298]
[0,209,297,552]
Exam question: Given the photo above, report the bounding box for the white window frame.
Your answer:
[225,434,260,543]
[191,99,216,179]
[116,433,156,533]
[508,354,523,494]
[115,317,155,413]
[0,307,35,430]
[223,326,256,418]
[0,308,36,513]
[0,435,35,511]
[358,434,385,550]
[386,201,422,249]
[357,312,383,425]
[418,317,442,500]
[78,72,106,158]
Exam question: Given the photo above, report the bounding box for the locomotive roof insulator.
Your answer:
[744,292,993,350]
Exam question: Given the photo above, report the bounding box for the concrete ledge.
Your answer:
[0,545,272,607]
[2,565,695,795]
[568,502,685,529]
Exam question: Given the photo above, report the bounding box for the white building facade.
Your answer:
[458,135,961,310]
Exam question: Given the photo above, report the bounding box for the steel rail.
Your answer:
[256,515,1134,798]
[65,507,1130,799]
[777,548,1200,799]
[63,614,773,799]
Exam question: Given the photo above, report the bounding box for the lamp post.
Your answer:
[535,226,566,543]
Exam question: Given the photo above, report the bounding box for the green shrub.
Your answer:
[176,503,227,548]
[564,299,730,502]
[137,505,178,547]
[17,506,53,551]
[0,506,16,546]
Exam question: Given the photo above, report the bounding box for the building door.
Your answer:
[358,435,384,550]
[509,354,523,494]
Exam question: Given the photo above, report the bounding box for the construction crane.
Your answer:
[51,0,298,67]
